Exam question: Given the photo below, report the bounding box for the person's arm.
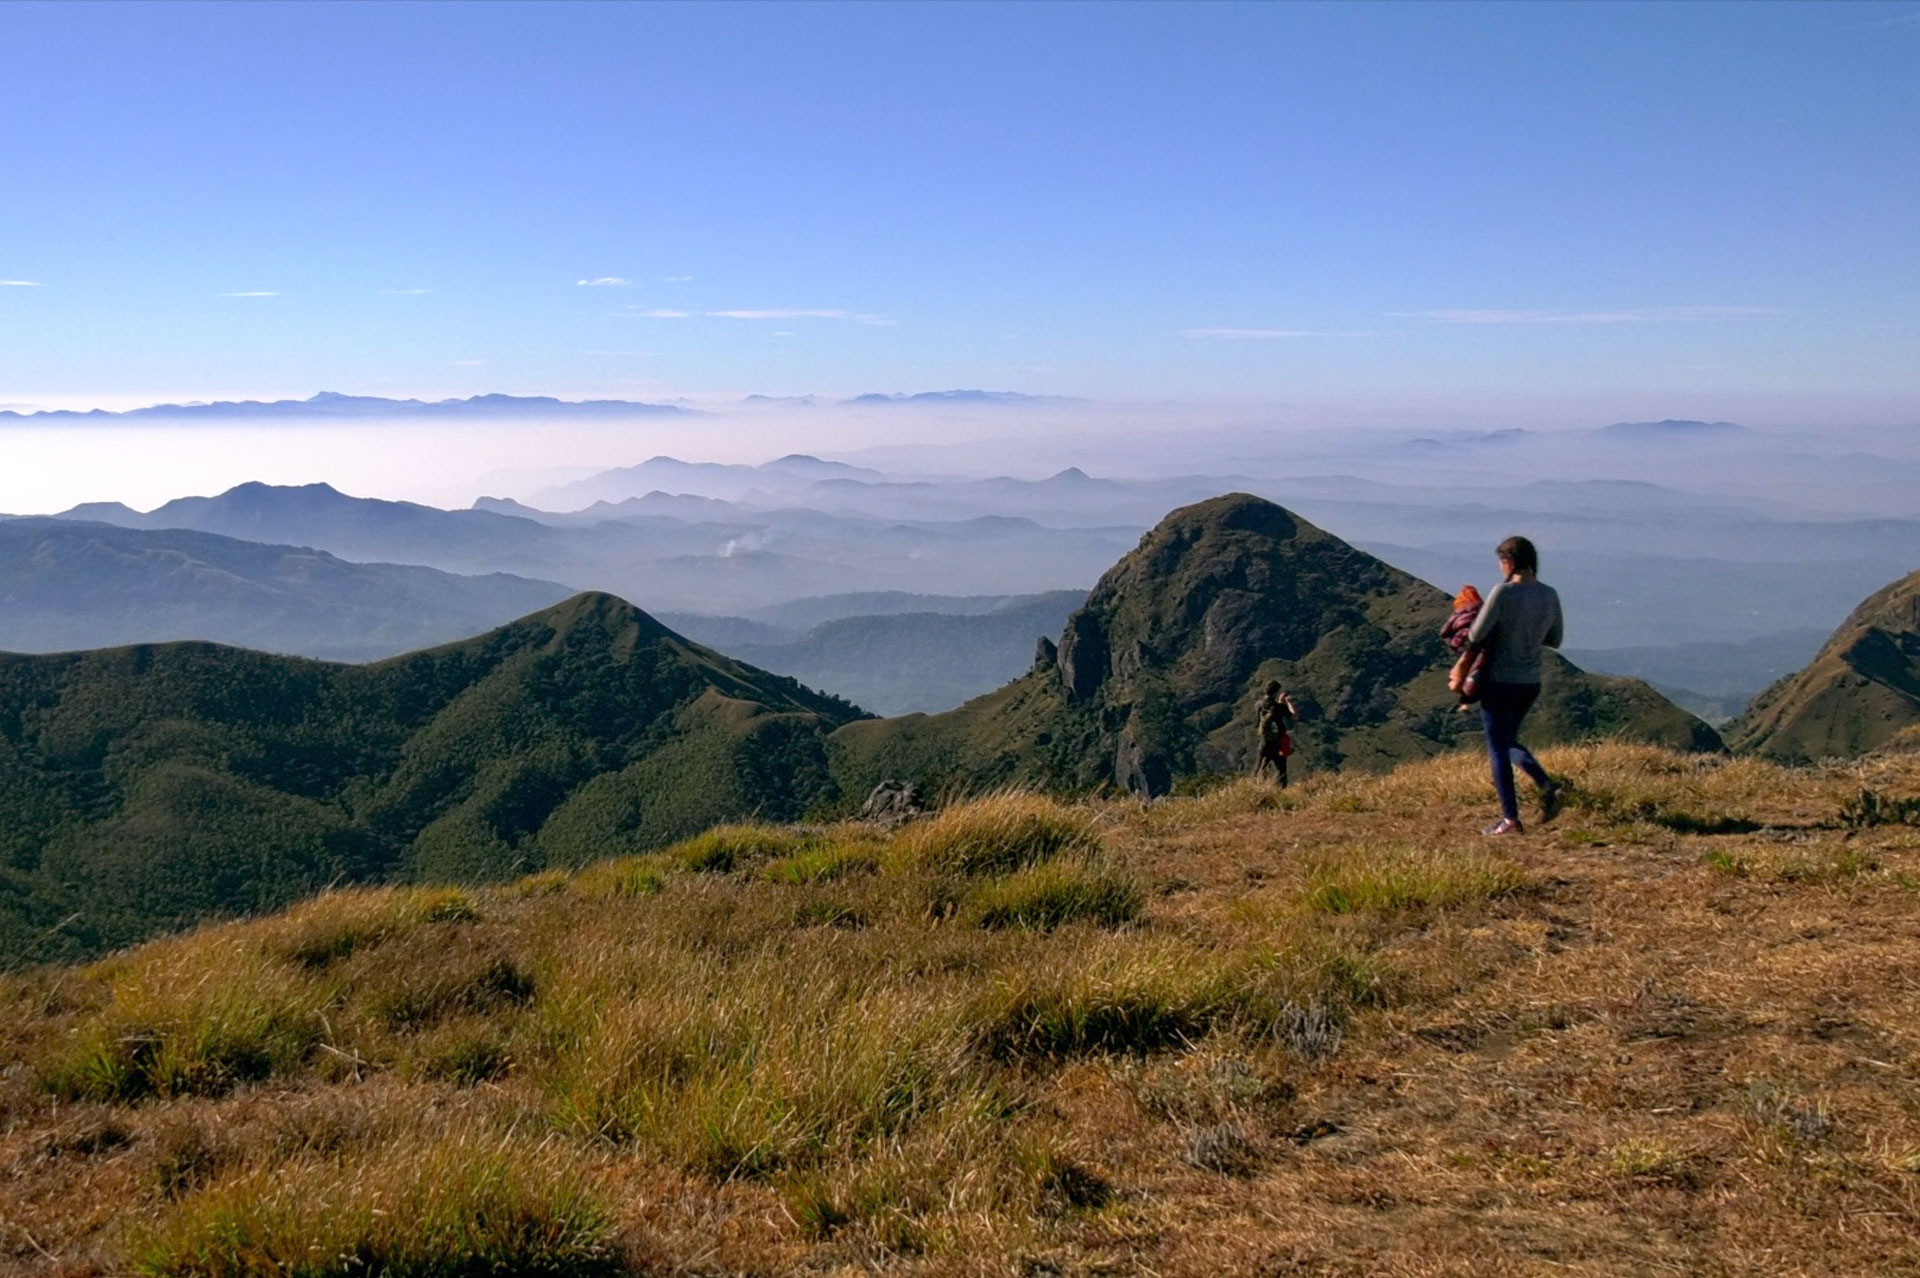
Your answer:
[1543,590,1564,650]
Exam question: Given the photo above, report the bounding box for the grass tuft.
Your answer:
[966,857,1143,930]
[895,792,1101,876]
[569,854,669,899]
[132,1131,617,1278]
[763,839,881,885]
[1299,844,1526,914]
[41,941,330,1102]
[668,822,819,873]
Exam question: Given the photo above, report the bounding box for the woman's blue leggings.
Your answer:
[1480,680,1549,821]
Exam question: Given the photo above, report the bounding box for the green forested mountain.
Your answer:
[1727,567,1920,761]
[830,494,1720,798]
[0,593,863,967]
[0,518,572,660]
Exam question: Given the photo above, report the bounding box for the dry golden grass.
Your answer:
[5,743,1920,1275]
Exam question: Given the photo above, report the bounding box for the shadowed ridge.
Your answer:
[1728,567,1920,761]
[831,493,1718,797]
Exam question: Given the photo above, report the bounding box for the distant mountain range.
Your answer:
[663,591,1087,715]
[0,520,572,661]
[528,453,886,509]
[39,480,1128,613]
[0,391,689,422]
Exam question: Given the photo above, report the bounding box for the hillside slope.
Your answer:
[1729,567,1920,760]
[0,593,862,966]
[0,519,572,660]
[831,494,1719,797]
[5,743,1917,1275]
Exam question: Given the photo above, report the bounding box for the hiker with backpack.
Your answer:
[1461,536,1566,836]
[1253,681,1299,787]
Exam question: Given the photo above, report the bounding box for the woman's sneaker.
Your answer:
[1539,780,1565,824]
[1483,817,1524,837]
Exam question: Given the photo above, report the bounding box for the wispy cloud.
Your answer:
[576,276,631,287]
[1864,8,1920,27]
[663,275,694,283]
[708,308,851,320]
[449,358,486,367]
[1394,306,1785,325]
[220,291,280,298]
[623,305,895,325]
[380,288,430,295]
[0,279,45,287]
[1185,327,1370,339]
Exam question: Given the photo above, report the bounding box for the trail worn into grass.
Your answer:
[3,745,1919,1276]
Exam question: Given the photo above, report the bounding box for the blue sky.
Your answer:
[2,0,1916,417]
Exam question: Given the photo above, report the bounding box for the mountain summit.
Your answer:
[1728,567,1920,761]
[832,494,1719,795]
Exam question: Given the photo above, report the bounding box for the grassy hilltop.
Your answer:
[4,741,1920,1274]
[0,592,863,967]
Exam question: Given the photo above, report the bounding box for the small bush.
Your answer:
[132,1131,617,1277]
[966,858,1143,930]
[668,822,818,873]
[896,793,1100,876]
[1184,1120,1260,1175]
[1839,788,1920,829]
[1300,845,1526,914]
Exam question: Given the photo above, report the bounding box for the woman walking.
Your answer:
[1462,536,1565,835]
